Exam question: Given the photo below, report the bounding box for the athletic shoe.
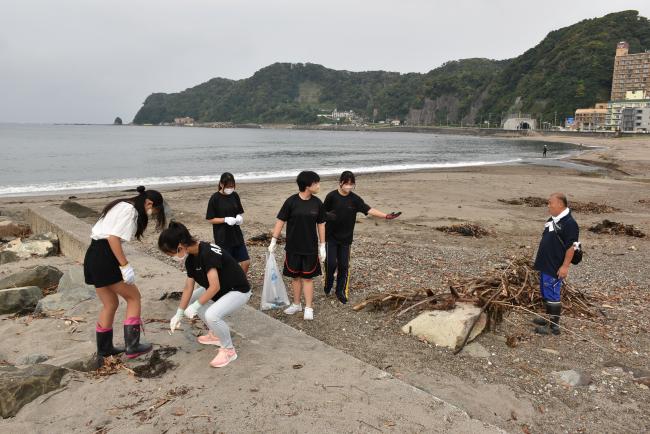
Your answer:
[303,307,314,320]
[335,289,348,304]
[210,348,237,368]
[197,331,222,346]
[283,303,302,315]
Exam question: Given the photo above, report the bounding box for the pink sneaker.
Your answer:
[210,348,237,368]
[197,331,222,346]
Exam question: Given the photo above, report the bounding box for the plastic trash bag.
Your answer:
[261,253,289,310]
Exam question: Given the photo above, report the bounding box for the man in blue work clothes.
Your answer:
[533,193,579,335]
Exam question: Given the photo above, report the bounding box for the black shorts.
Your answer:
[84,239,122,288]
[226,244,250,263]
[283,252,321,279]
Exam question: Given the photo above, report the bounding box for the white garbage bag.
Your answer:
[261,253,289,310]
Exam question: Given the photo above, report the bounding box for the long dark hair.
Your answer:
[219,172,236,192]
[158,221,197,253]
[339,171,355,185]
[100,186,166,240]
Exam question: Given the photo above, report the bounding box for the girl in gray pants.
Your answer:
[158,222,251,368]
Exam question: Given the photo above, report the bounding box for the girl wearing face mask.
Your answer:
[323,171,401,304]
[268,171,326,320]
[206,172,250,274]
[83,186,166,361]
[160,222,251,368]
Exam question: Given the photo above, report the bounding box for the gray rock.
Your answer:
[35,286,96,313]
[16,354,49,365]
[0,287,43,314]
[0,364,67,418]
[461,342,491,358]
[0,251,20,265]
[4,232,59,259]
[552,369,592,387]
[0,266,63,291]
[47,347,98,373]
[57,266,93,292]
[0,220,30,239]
[401,302,487,349]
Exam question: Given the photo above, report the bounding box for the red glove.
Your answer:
[385,211,401,220]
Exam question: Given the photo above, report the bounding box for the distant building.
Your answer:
[606,91,650,131]
[390,119,401,126]
[574,103,607,130]
[610,41,650,101]
[174,117,194,126]
[331,109,354,120]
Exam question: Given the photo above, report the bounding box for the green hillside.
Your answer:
[133,10,650,126]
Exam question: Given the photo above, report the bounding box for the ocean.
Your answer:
[0,124,580,197]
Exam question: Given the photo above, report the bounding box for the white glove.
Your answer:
[224,217,237,226]
[268,237,277,253]
[169,308,184,333]
[319,243,326,262]
[120,264,135,285]
[184,300,202,319]
[235,214,244,225]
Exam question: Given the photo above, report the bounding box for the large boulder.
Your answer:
[402,303,487,350]
[0,220,31,239]
[0,251,20,265]
[3,232,59,259]
[0,266,63,291]
[35,286,96,313]
[0,287,43,314]
[0,364,68,418]
[57,266,93,292]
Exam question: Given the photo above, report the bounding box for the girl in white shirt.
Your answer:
[84,186,166,360]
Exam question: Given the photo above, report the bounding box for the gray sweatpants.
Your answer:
[190,287,251,349]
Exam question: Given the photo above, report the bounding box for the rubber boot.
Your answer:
[96,324,125,357]
[124,317,152,359]
[548,302,561,335]
[532,301,549,326]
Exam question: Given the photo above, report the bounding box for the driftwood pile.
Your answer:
[353,256,596,330]
[499,197,619,214]
[436,223,490,238]
[247,233,285,246]
[589,220,646,238]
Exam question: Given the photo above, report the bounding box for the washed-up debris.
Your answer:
[589,220,646,238]
[353,256,596,329]
[92,356,134,378]
[159,291,183,301]
[436,223,490,238]
[132,347,178,378]
[498,196,547,207]
[499,197,619,214]
[247,233,285,246]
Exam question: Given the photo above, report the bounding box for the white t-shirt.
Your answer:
[91,202,138,242]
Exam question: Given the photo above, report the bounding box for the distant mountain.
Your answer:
[133,10,650,126]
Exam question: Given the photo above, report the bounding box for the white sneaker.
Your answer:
[303,307,314,320]
[283,303,302,315]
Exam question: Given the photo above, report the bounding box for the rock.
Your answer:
[35,286,96,313]
[4,232,59,258]
[0,364,67,418]
[0,251,20,265]
[0,287,43,314]
[57,266,93,292]
[552,369,592,387]
[401,303,487,350]
[461,342,490,358]
[16,354,49,365]
[0,266,63,291]
[541,348,560,355]
[47,345,98,373]
[0,220,31,239]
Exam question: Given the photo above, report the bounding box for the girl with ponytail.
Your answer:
[83,186,166,361]
[158,221,251,368]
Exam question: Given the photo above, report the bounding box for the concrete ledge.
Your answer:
[26,206,94,263]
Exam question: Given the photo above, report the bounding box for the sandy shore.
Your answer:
[1,133,649,432]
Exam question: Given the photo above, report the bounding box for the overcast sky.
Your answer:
[1,1,650,123]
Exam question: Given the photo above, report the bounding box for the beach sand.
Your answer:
[1,134,649,432]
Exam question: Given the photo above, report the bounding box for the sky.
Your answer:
[1,0,650,124]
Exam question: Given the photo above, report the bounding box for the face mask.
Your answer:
[223,188,235,195]
[173,250,187,262]
[146,208,153,217]
[341,185,354,193]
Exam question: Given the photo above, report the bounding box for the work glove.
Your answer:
[184,300,202,319]
[235,214,244,225]
[268,237,277,253]
[169,308,184,333]
[120,264,135,285]
[224,217,237,226]
[319,243,326,262]
[385,211,402,220]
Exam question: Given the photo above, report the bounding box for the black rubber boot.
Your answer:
[124,318,152,359]
[548,302,561,335]
[96,329,125,357]
[532,301,549,326]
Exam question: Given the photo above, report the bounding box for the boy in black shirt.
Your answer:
[268,171,326,320]
[533,193,580,335]
[323,171,401,304]
[159,222,251,368]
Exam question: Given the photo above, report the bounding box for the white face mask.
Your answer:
[173,251,187,262]
[223,188,235,195]
[341,185,354,193]
[146,208,153,217]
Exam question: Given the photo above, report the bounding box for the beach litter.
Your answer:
[499,197,619,214]
[248,232,285,246]
[159,291,183,301]
[436,223,491,238]
[589,220,646,238]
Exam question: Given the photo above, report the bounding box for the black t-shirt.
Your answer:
[185,242,250,301]
[533,213,579,278]
[277,194,326,255]
[323,190,371,245]
[206,192,245,248]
